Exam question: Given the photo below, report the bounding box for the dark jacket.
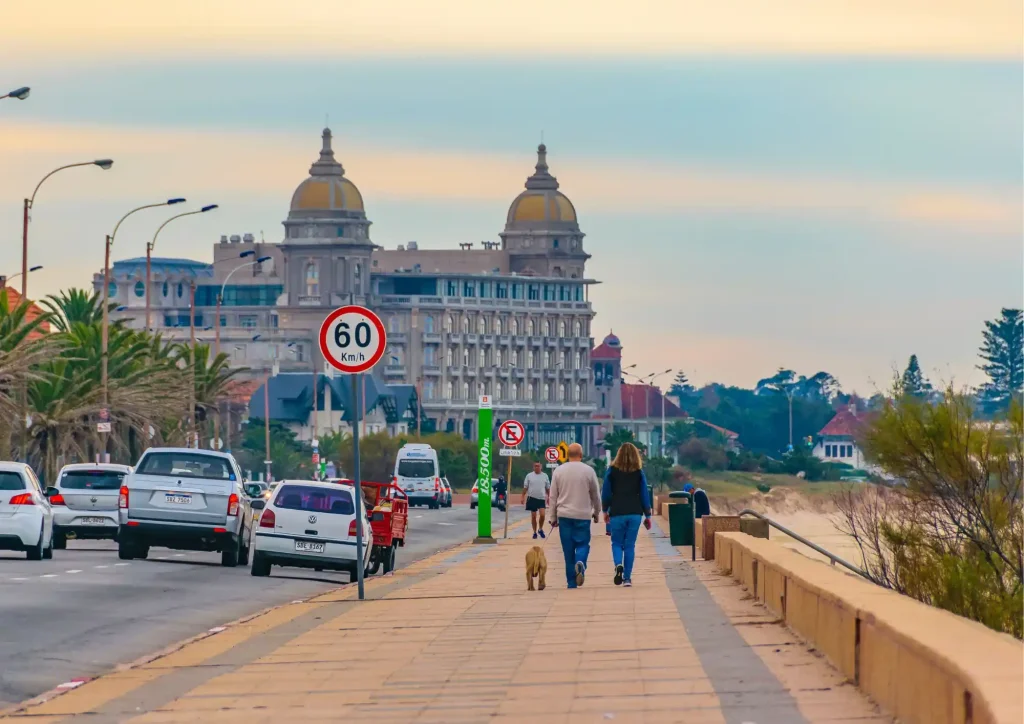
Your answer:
[601,466,652,517]
[693,488,711,518]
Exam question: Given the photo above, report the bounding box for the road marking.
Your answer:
[414,515,423,519]
[10,577,27,581]
[40,574,58,578]
[173,553,185,557]
[94,565,109,569]
[437,522,456,526]
[66,569,82,574]
[155,556,168,560]
[114,562,130,567]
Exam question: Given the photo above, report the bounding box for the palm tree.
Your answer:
[0,292,53,460]
[183,343,245,445]
[40,288,107,333]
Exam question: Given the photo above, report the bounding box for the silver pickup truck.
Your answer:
[118,447,252,567]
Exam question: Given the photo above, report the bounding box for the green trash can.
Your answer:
[667,491,694,546]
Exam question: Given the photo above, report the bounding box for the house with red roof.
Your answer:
[812,403,878,473]
[1,286,51,340]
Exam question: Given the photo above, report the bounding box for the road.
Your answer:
[0,503,526,707]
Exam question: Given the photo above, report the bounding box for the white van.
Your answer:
[393,444,442,509]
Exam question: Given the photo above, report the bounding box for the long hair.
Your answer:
[611,442,643,473]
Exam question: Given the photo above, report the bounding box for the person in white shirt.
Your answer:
[521,462,551,540]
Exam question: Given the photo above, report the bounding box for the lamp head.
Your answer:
[256,256,272,263]
[239,250,255,258]
[167,198,186,205]
[94,159,114,170]
[200,204,218,212]
[8,86,30,100]
[28,265,43,273]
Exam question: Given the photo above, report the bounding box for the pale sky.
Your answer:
[2,1,1021,393]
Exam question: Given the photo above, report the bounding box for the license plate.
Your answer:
[80,517,107,525]
[294,540,325,553]
[165,494,192,505]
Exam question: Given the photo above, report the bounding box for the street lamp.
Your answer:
[647,368,674,457]
[0,265,43,288]
[1,86,30,101]
[145,204,218,331]
[100,198,185,457]
[22,159,113,299]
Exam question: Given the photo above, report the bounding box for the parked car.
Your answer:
[470,479,499,510]
[50,463,131,548]
[118,448,252,567]
[0,462,54,560]
[394,443,443,509]
[440,478,453,508]
[250,480,372,579]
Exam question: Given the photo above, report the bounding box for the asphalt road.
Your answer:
[0,503,526,707]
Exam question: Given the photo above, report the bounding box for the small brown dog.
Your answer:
[525,546,547,591]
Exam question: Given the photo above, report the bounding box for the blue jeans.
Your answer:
[609,515,643,580]
[557,518,592,588]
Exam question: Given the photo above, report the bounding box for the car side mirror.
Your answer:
[250,499,266,511]
[45,487,58,498]
[244,484,261,497]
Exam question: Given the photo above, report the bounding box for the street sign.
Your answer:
[557,441,569,463]
[497,419,525,447]
[318,305,387,374]
[312,452,320,465]
[499,447,522,457]
[545,463,558,469]
[96,422,111,433]
[544,446,559,463]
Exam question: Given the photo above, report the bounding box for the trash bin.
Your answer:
[667,491,694,546]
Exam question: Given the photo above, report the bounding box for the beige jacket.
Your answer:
[548,461,601,523]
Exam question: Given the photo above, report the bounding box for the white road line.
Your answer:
[10,577,27,581]
[66,569,82,574]
[94,565,108,569]
[437,522,456,526]
[155,556,168,560]
[114,562,130,567]
[40,574,58,578]
[173,553,185,557]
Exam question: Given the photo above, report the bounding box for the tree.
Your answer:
[835,390,1023,637]
[978,308,1024,411]
[669,371,694,399]
[601,428,645,458]
[40,288,106,333]
[665,420,694,450]
[899,355,931,398]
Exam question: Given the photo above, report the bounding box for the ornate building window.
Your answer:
[423,315,434,333]
[462,382,470,400]
[461,316,470,334]
[494,317,503,335]
[162,281,169,297]
[543,383,550,401]
[511,349,518,367]
[304,262,319,296]
[510,318,519,336]
[528,382,535,400]
[527,319,535,336]
[578,382,586,402]
[558,320,566,337]
[477,316,486,334]
[478,348,486,367]
[573,320,581,337]
[528,350,535,368]
[445,315,454,333]
[446,381,453,399]
[335,259,347,291]
[511,382,519,401]
[134,281,145,297]
[446,348,453,366]
[575,351,582,369]
[495,349,503,367]
[462,347,469,366]
[353,262,362,294]
[543,351,551,368]
[543,320,551,336]
[497,381,505,400]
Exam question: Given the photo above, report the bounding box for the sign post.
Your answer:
[474,395,495,544]
[497,419,525,539]
[319,305,387,601]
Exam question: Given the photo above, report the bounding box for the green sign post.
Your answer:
[474,394,495,544]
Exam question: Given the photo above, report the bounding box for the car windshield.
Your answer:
[137,452,234,480]
[0,472,26,491]
[397,460,435,478]
[61,470,125,490]
[274,485,354,514]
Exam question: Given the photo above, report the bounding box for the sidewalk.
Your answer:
[3,520,891,723]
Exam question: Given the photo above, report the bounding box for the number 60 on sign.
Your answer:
[318,305,387,374]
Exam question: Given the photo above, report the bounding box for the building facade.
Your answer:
[100,129,599,448]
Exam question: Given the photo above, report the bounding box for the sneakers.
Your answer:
[614,564,624,586]
[623,579,633,587]
[538,529,546,539]
[574,561,586,587]
[532,532,538,540]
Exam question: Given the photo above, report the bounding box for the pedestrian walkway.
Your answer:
[2,521,891,723]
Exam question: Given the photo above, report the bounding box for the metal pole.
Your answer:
[213,293,222,449]
[503,453,511,539]
[661,391,666,458]
[788,392,794,450]
[145,242,152,332]
[263,371,272,482]
[21,199,29,299]
[352,372,365,600]
[101,235,111,461]
[188,281,197,448]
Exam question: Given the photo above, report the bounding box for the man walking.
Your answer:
[548,443,601,588]
[521,462,550,540]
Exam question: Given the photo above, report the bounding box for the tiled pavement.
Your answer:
[4,521,891,723]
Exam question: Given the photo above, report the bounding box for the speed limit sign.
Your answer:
[319,305,387,374]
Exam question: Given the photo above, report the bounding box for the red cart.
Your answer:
[329,479,408,575]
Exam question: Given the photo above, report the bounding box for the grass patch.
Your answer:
[684,471,840,501]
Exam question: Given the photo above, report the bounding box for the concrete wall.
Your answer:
[713,532,1023,724]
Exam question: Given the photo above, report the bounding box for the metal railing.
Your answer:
[737,508,876,584]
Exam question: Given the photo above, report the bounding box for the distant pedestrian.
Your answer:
[693,486,711,518]
[601,443,652,587]
[548,443,602,588]
[521,462,550,539]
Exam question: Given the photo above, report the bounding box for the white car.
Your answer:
[394,443,443,509]
[250,480,372,579]
[470,479,499,509]
[0,462,54,560]
[51,463,131,548]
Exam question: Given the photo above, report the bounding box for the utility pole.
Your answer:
[188,281,197,448]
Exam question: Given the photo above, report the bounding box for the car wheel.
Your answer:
[367,547,382,575]
[250,551,271,577]
[26,525,44,561]
[42,533,53,560]
[470,502,477,509]
[136,545,149,560]
[383,544,397,574]
[221,537,241,567]
[118,539,135,560]
[53,530,67,550]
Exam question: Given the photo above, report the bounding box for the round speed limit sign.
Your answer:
[318,305,387,374]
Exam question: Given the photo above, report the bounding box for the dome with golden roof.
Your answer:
[288,128,366,217]
[505,144,579,228]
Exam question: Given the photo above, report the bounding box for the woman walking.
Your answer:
[601,443,652,587]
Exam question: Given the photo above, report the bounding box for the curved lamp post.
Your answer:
[1,265,42,288]
[1,86,30,101]
[22,159,113,299]
[145,204,218,331]
[100,198,185,456]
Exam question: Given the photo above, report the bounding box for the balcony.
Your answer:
[498,335,511,345]
[483,368,496,378]
[423,333,443,344]
[482,334,496,345]
[388,332,407,344]
[544,368,558,378]
[529,369,542,379]
[384,364,405,377]
[529,336,543,347]
[465,333,479,345]
[497,368,511,378]
[422,365,442,376]
[447,366,462,376]
[513,336,527,346]
[297,295,321,307]
[544,337,559,346]
[578,368,591,379]
[561,338,574,347]
[512,368,526,378]
[464,367,477,377]
[447,333,463,344]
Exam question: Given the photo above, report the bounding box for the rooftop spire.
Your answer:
[524,142,558,190]
[309,127,344,177]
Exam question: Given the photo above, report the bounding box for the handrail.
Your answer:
[737,508,878,584]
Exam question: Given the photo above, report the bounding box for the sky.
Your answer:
[2,1,1021,394]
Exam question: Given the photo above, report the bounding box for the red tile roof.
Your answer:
[693,419,739,439]
[819,408,870,437]
[621,383,687,420]
[2,287,51,340]
[225,378,262,405]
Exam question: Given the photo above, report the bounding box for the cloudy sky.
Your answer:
[2,1,1021,394]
